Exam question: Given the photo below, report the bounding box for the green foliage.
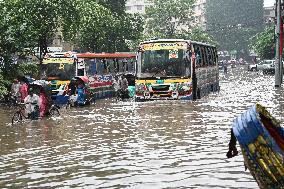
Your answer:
[110,13,144,52]
[5,0,80,68]
[98,0,126,16]
[1,0,143,55]
[180,27,218,46]
[58,0,79,43]
[0,61,39,97]
[143,0,216,47]
[14,0,61,59]
[61,0,143,53]
[72,1,115,52]
[250,27,275,59]
[206,0,264,57]
[0,70,8,99]
[145,0,195,38]
[0,0,23,57]
[17,63,39,78]
[0,0,144,98]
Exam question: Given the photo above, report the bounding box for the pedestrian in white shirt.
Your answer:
[24,89,40,119]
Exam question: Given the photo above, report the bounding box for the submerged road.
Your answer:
[1,65,284,188]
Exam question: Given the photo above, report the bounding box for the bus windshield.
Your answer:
[140,49,191,78]
[43,63,76,80]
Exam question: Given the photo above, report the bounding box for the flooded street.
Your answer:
[1,65,284,189]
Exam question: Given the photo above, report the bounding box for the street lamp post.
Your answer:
[275,0,283,87]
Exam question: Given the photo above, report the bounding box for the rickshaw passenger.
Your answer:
[20,81,28,102]
[24,89,40,119]
[39,89,48,117]
[69,81,77,95]
[77,83,85,105]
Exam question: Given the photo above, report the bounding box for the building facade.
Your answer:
[125,0,150,14]
[193,0,207,29]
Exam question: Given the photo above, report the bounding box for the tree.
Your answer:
[206,0,264,58]
[145,0,195,38]
[97,0,126,16]
[67,0,144,52]
[0,0,25,96]
[0,0,78,96]
[10,0,80,75]
[0,1,16,56]
[103,13,144,52]
[11,0,65,75]
[180,27,218,46]
[250,26,275,59]
[96,0,143,52]
[70,1,116,52]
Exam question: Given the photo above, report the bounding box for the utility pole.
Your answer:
[275,0,283,87]
[281,2,284,82]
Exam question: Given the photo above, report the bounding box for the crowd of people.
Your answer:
[9,73,131,119]
[10,79,29,104]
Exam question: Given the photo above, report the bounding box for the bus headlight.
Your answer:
[172,91,179,99]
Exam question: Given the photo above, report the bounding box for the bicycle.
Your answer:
[12,103,60,125]
[11,103,27,124]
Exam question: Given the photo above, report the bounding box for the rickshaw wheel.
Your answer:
[65,101,73,109]
[49,106,60,117]
[12,111,23,125]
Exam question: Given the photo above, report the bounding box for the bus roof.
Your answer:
[77,53,136,59]
[141,39,216,48]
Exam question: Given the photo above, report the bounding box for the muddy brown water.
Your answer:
[1,66,284,188]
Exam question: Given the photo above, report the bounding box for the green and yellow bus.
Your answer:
[135,39,219,101]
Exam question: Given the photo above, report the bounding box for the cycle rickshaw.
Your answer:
[12,80,60,125]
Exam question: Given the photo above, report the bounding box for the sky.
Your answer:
[264,0,275,7]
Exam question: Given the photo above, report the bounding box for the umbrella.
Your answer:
[30,80,49,86]
[20,76,35,84]
[29,80,51,96]
[75,76,89,83]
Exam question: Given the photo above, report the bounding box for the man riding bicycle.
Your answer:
[24,88,40,120]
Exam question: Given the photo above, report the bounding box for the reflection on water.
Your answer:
[1,66,283,188]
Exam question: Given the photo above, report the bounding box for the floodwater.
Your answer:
[1,65,284,189]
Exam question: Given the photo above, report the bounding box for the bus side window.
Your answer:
[96,59,102,75]
[97,59,105,75]
[214,49,217,65]
[205,47,210,66]
[201,47,206,67]
[208,48,213,66]
[184,49,192,77]
[195,46,202,67]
